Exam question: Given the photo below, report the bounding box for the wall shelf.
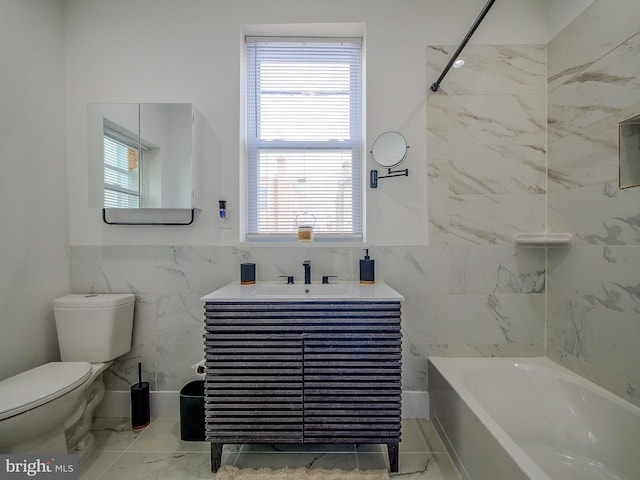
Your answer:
[102,208,195,225]
[513,232,573,248]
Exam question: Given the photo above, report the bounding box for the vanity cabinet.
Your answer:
[203,301,402,472]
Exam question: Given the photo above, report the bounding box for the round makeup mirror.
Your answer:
[371,131,408,169]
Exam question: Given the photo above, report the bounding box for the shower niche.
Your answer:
[619,114,640,189]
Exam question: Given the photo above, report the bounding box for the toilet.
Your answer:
[0,293,135,458]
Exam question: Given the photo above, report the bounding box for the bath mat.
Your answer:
[215,465,390,480]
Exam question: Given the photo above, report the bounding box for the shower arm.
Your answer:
[430,0,496,92]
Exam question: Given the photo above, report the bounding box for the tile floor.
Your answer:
[79,417,461,479]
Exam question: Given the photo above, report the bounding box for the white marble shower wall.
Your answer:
[425,44,547,361]
[546,0,640,408]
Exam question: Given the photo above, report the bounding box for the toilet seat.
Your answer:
[0,362,91,421]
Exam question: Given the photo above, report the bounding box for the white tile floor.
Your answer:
[79,417,461,479]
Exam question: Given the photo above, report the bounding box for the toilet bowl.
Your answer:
[0,362,92,453]
[0,293,135,457]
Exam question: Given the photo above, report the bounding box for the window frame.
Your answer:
[244,36,364,243]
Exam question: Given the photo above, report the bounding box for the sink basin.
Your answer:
[255,283,352,297]
[201,281,404,302]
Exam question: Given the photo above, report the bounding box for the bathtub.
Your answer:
[428,357,640,480]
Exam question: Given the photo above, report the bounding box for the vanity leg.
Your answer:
[387,442,399,473]
[210,442,223,472]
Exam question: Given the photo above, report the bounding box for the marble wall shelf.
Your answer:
[513,232,573,248]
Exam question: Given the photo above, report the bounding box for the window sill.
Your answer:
[237,241,368,248]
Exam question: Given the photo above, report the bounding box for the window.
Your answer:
[103,129,143,208]
[245,37,363,241]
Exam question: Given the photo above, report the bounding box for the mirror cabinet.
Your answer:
[88,103,202,224]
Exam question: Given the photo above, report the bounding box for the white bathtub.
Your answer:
[428,357,640,480]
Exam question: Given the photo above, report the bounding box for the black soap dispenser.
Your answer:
[359,249,375,284]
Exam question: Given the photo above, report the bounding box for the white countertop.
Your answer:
[201,280,404,302]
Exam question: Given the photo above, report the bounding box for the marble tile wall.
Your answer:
[71,245,449,393]
[69,43,550,404]
[70,246,364,392]
[546,0,640,408]
[425,43,547,361]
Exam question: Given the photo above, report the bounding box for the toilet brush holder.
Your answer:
[131,362,150,430]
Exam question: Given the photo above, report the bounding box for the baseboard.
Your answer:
[96,390,429,419]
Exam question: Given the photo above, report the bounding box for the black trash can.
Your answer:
[179,380,205,441]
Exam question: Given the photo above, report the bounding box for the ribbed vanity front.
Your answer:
[203,301,402,472]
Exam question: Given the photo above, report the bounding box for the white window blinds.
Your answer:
[103,130,142,208]
[246,37,363,241]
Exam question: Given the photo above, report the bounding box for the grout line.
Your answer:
[83,426,134,480]
[92,451,127,480]
[123,425,149,452]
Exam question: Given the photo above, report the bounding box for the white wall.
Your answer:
[0,0,69,379]
[64,0,549,247]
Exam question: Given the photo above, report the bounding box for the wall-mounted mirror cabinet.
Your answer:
[619,114,640,189]
[88,103,202,224]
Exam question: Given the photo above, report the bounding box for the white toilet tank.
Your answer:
[54,294,135,362]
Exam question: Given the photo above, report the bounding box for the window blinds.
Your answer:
[246,37,363,241]
[103,131,141,208]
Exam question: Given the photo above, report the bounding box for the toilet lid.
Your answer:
[0,362,92,421]
[54,293,135,308]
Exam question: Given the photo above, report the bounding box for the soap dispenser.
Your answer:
[359,249,375,284]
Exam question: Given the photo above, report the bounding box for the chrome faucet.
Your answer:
[303,260,311,284]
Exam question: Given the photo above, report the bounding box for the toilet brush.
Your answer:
[131,362,150,430]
